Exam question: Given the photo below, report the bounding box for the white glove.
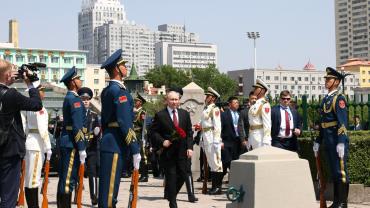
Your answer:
[46,149,52,161]
[313,142,320,157]
[133,153,141,170]
[79,150,87,164]
[336,143,345,158]
[93,127,100,136]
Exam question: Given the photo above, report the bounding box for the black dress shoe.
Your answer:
[208,187,222,195]
[91,195,98,205]
[188,195,198,203]
[139,176,148,182]
[196,177,203,182]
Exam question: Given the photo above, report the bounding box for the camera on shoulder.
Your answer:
[16,62,46,82]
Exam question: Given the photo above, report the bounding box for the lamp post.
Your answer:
[247,32,260,85]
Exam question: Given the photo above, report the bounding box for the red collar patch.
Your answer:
[74,102,81,108]
[119,96,127,103]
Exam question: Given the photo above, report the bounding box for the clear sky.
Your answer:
[0,0,335,72]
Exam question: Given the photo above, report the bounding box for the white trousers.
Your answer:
[249,129,265,150]
[25,150,45,188]
[202,131,223,172]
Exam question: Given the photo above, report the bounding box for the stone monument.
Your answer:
[180,82,205,172]
[226,146,316,208]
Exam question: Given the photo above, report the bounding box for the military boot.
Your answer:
[209,172,222,195]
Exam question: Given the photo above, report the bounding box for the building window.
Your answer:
[238,75,243,83]
[28,56,36,62]
[350,78,353,83]
[312,77,315,81]
[298,86,302,90]
[291,85,295,90]
[94,69,99,75]
[305,86,309,90]
[266,76,270,80]
[283,76,287,81]
[16,55,24,62]
[64,57,72,64]
[257,76,262,79]
[76,58,84,64]
[283,85,287,90]
[304,77,309,81]
[39,56,48,63]
[363,79,366,83]
[94,89,99,96]
[298,77,302,81]
[318,86,322,90]
[312,86,316,90]
[275,85,279,90]
[368,79,370,83]
[274,76,279,81]
[318,77,321,82]
[94,79,99,84]
[290,77,294,81]
[51,57,59,63]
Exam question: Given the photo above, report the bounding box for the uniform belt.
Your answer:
[65,126,72,131]
[28,129,39,134]
[321,121,338,129]
[250,124,263,130]
[202,127,214,132]
[108,122,119,128]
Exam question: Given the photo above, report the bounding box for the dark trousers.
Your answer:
[164,159,188,208]
[150,150,163,177]
[0,156,21,208]
[271,137,298,152]
[57,148,80,194]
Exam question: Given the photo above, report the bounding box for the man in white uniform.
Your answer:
[195,87,223,195]
[248,79,272,149]
[22,84,52,208]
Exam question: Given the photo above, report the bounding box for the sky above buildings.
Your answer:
[0,0,335,72]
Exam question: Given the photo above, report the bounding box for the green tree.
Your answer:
[145,65,191,88]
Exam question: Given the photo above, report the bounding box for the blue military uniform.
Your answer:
[99,49,140,208]
[57,66,86,207]
[316,67,349,208]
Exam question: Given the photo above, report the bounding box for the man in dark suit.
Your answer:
[271,90,302,152]
[238,91,257,154]
[0,59,42,207]
[221,96,241,180]
[150,88,194,208]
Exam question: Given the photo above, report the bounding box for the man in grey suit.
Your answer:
[237,91,257,154]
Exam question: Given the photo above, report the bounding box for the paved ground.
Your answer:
[19,176,370,208]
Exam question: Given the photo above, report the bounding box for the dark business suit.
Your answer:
[237,107,250,154]
[0,84,42,208]
[150,107,193,208]
[221,109,241,175]
[271,105,302,152]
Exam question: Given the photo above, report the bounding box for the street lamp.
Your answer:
[247,32,261,85]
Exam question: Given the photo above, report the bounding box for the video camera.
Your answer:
[16,62,46,82]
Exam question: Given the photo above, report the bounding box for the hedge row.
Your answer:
[298,130,370,186]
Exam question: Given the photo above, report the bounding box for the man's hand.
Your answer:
[186,149,193,158]
[241,140,248,148]
[193,123,202,131]
[163,140,172,148]
[313,142,320,157]
[79,150,87,164]
[293,128,301,136]
[336,143,345,158]
[221,142,224,150]
[46,149,52,161]
[133,153,141,170]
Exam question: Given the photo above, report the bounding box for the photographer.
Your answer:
[0,59,42,207]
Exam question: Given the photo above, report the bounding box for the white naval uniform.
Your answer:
[248,97,272,149]
[200,103,223,172]
[22,107,51,188]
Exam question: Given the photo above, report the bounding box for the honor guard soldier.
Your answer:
[99,49,141,208]
[57,66,87,207]
[22,85,52,208]
[248,78,272,149]
[313,67,349,208]
[133,93,149,182]
[195,87,223,195]
[78,87,101,205]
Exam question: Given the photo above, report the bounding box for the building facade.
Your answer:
[335,0,370,66]
[339,58,370,88]
[228,63,359,101]
[78,0,127,64]
[155,42,217,70]
[85,64,107,97]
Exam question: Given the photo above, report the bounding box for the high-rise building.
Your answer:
[157,24,199,43]
[335,0,370,66]
[78,0,127,64]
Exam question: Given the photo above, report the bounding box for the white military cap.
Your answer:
[252,78,270,92]
[204,87,220,98]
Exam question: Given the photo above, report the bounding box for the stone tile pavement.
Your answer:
[19,176,370,208]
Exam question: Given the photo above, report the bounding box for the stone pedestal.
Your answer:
[180,82,205,172]
[226,146,316,208]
